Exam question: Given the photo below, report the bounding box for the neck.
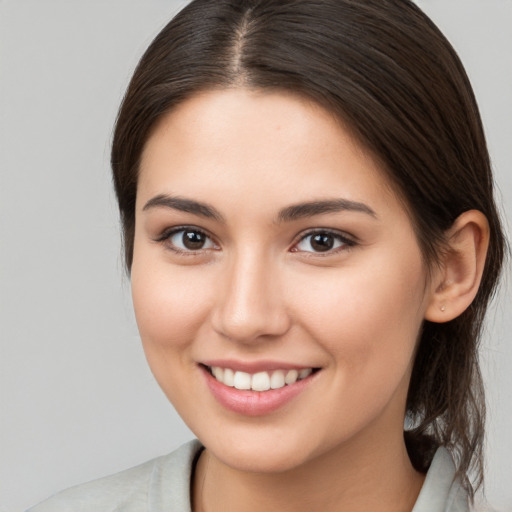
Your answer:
[192,430,425,512]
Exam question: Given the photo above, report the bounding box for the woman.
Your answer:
[29,0,506,510]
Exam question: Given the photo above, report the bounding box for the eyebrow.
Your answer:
[277,199,377,222]
[142,194,376,223]
[142,195,225,222]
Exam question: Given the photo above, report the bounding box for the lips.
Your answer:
[200,361,319,416]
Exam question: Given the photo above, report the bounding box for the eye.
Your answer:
[162,227,218,253]
[292,230,354,253]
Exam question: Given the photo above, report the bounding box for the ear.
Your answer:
[425,210,490,323]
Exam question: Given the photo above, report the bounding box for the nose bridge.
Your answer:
[213,247,290,343]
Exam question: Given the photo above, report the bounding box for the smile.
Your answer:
[208,366,313,391]
[201,363,320,416]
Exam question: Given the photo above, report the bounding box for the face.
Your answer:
[132,89,435,473]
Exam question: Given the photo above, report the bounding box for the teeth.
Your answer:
[209,366,314,392]
[233,371,251,390]
[223,368,235,387]
[270,370,285,389]
[285,369,299,385]
[212,367,224,381]
[251,371,271,391]
[299,368,312,379]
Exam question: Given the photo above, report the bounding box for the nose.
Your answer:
[211,250,292,344]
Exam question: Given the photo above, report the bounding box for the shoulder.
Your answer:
[27,439,202,512]
[413,447,502,512]
[413,446,470,512]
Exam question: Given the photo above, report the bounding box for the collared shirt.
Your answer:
[28,439,470,512]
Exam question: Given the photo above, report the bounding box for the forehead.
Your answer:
[137,88,398,215]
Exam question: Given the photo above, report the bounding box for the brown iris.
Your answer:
[310,233,335,252]
[182,230,207,250]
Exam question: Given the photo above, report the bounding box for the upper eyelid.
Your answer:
[156,225,214,242]
[290,229,357,255]
[294,228,356,243]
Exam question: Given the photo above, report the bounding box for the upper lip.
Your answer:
[201,359,318,373]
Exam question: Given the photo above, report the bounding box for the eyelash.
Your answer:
[291,229,356,255]
[155,226,356,256]
[155,226,219,255]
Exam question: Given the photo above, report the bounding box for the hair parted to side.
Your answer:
[111,0,506,498]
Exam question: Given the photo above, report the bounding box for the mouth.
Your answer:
[200,362,321,416]
[204,365,316,391]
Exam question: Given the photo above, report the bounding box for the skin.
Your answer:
[131,88,485,511]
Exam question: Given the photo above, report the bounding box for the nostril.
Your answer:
[211,306,291,343]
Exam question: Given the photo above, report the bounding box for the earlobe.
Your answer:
[425,210,490,323]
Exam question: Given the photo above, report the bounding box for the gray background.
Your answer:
[0,1,510,511]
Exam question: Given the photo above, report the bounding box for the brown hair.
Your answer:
[111,0,506,497]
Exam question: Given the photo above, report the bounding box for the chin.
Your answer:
[212,441,311,474]
[194,420,333,475]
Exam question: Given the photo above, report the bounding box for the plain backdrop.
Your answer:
[0,1,510,511]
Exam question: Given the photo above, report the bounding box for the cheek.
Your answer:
[130,258,213,354]
[289,252,427,377]
[130,257,218,413]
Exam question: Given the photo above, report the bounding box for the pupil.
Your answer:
[183,231,205,250]
[311,234,333,252]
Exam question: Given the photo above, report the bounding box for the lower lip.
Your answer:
[201,366,317,416]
